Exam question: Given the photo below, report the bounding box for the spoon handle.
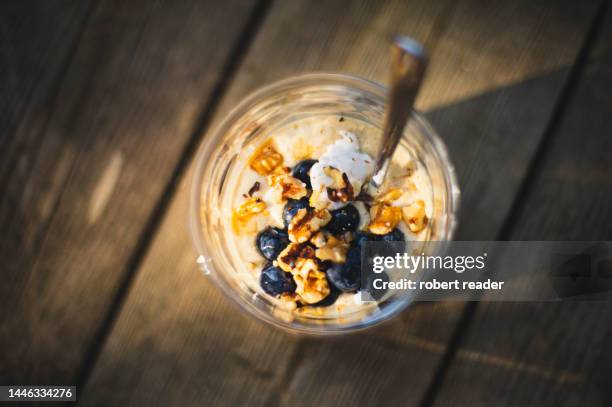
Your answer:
[370,35,427,189]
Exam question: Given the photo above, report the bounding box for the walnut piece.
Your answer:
[402,200,428,233]
[368,203,402,235]
[269,174,307,200]
[231,197,266,233]
[323,166,354,203]
[288,208,332,243]
[277,242,316,273]
[315,235,349,263]
[248,139,283,175]
[323,166,345,188]
[275,243,330,304]
[310,231,328,248]
[291,258,330,304]
[309,186,330,210]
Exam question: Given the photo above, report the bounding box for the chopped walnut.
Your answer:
[368,203,402,235]
[248,139,283,175]
[323,166,345,188]
[268,174,307,200]
[291,258,330,304]
[309,186,330,210]
[288,208,331,243]
[275,242,330,304]
[323,166,354,203]
[231,197,266,233]
[402,200,428,233]
[277,242,316,272]
[310,231,328,248]
[315,235,349,263]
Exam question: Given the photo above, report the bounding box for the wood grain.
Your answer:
[80,0,602,406]
[80,0,457,404]
[0,0,94,249]
[430,4,612,406]
[0,0,258,386]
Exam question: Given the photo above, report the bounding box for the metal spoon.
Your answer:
[369,35,427,191]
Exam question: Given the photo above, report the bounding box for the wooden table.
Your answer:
[2,0,611,405]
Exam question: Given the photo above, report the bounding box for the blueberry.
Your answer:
[353,229,405,259]
[260,263,296,296]
[354,228,405,244]
[378,228,406,254]
[256,227,289,261]
[352,231,377,263]
[364,271,389,301]
[283,198,310,227]
[292,159,317,189]
[325,204,360,235]
[326,246,361,292]
[378,228,405,242]
[353,231,377,247]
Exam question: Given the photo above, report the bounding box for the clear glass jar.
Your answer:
[189,73,460,334]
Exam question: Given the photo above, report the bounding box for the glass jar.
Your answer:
[190,73,460,334]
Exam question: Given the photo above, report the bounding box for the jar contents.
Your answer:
[226,115,433,315]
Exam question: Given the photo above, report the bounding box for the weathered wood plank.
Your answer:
[0,0,96,383]
[0,0,259,386]
[0,0,94,245]
[430,5,612,406]
[273,1,603,405]
[81,1,457,405]
[82,0,600,405]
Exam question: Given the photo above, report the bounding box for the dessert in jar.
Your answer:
[228,115,432,317]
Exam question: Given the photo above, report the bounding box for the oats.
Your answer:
[405,160,417,177]
[368,203,402,235]
[248,139,283,175]
[292,138,314,161]
[402,200,428,233]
